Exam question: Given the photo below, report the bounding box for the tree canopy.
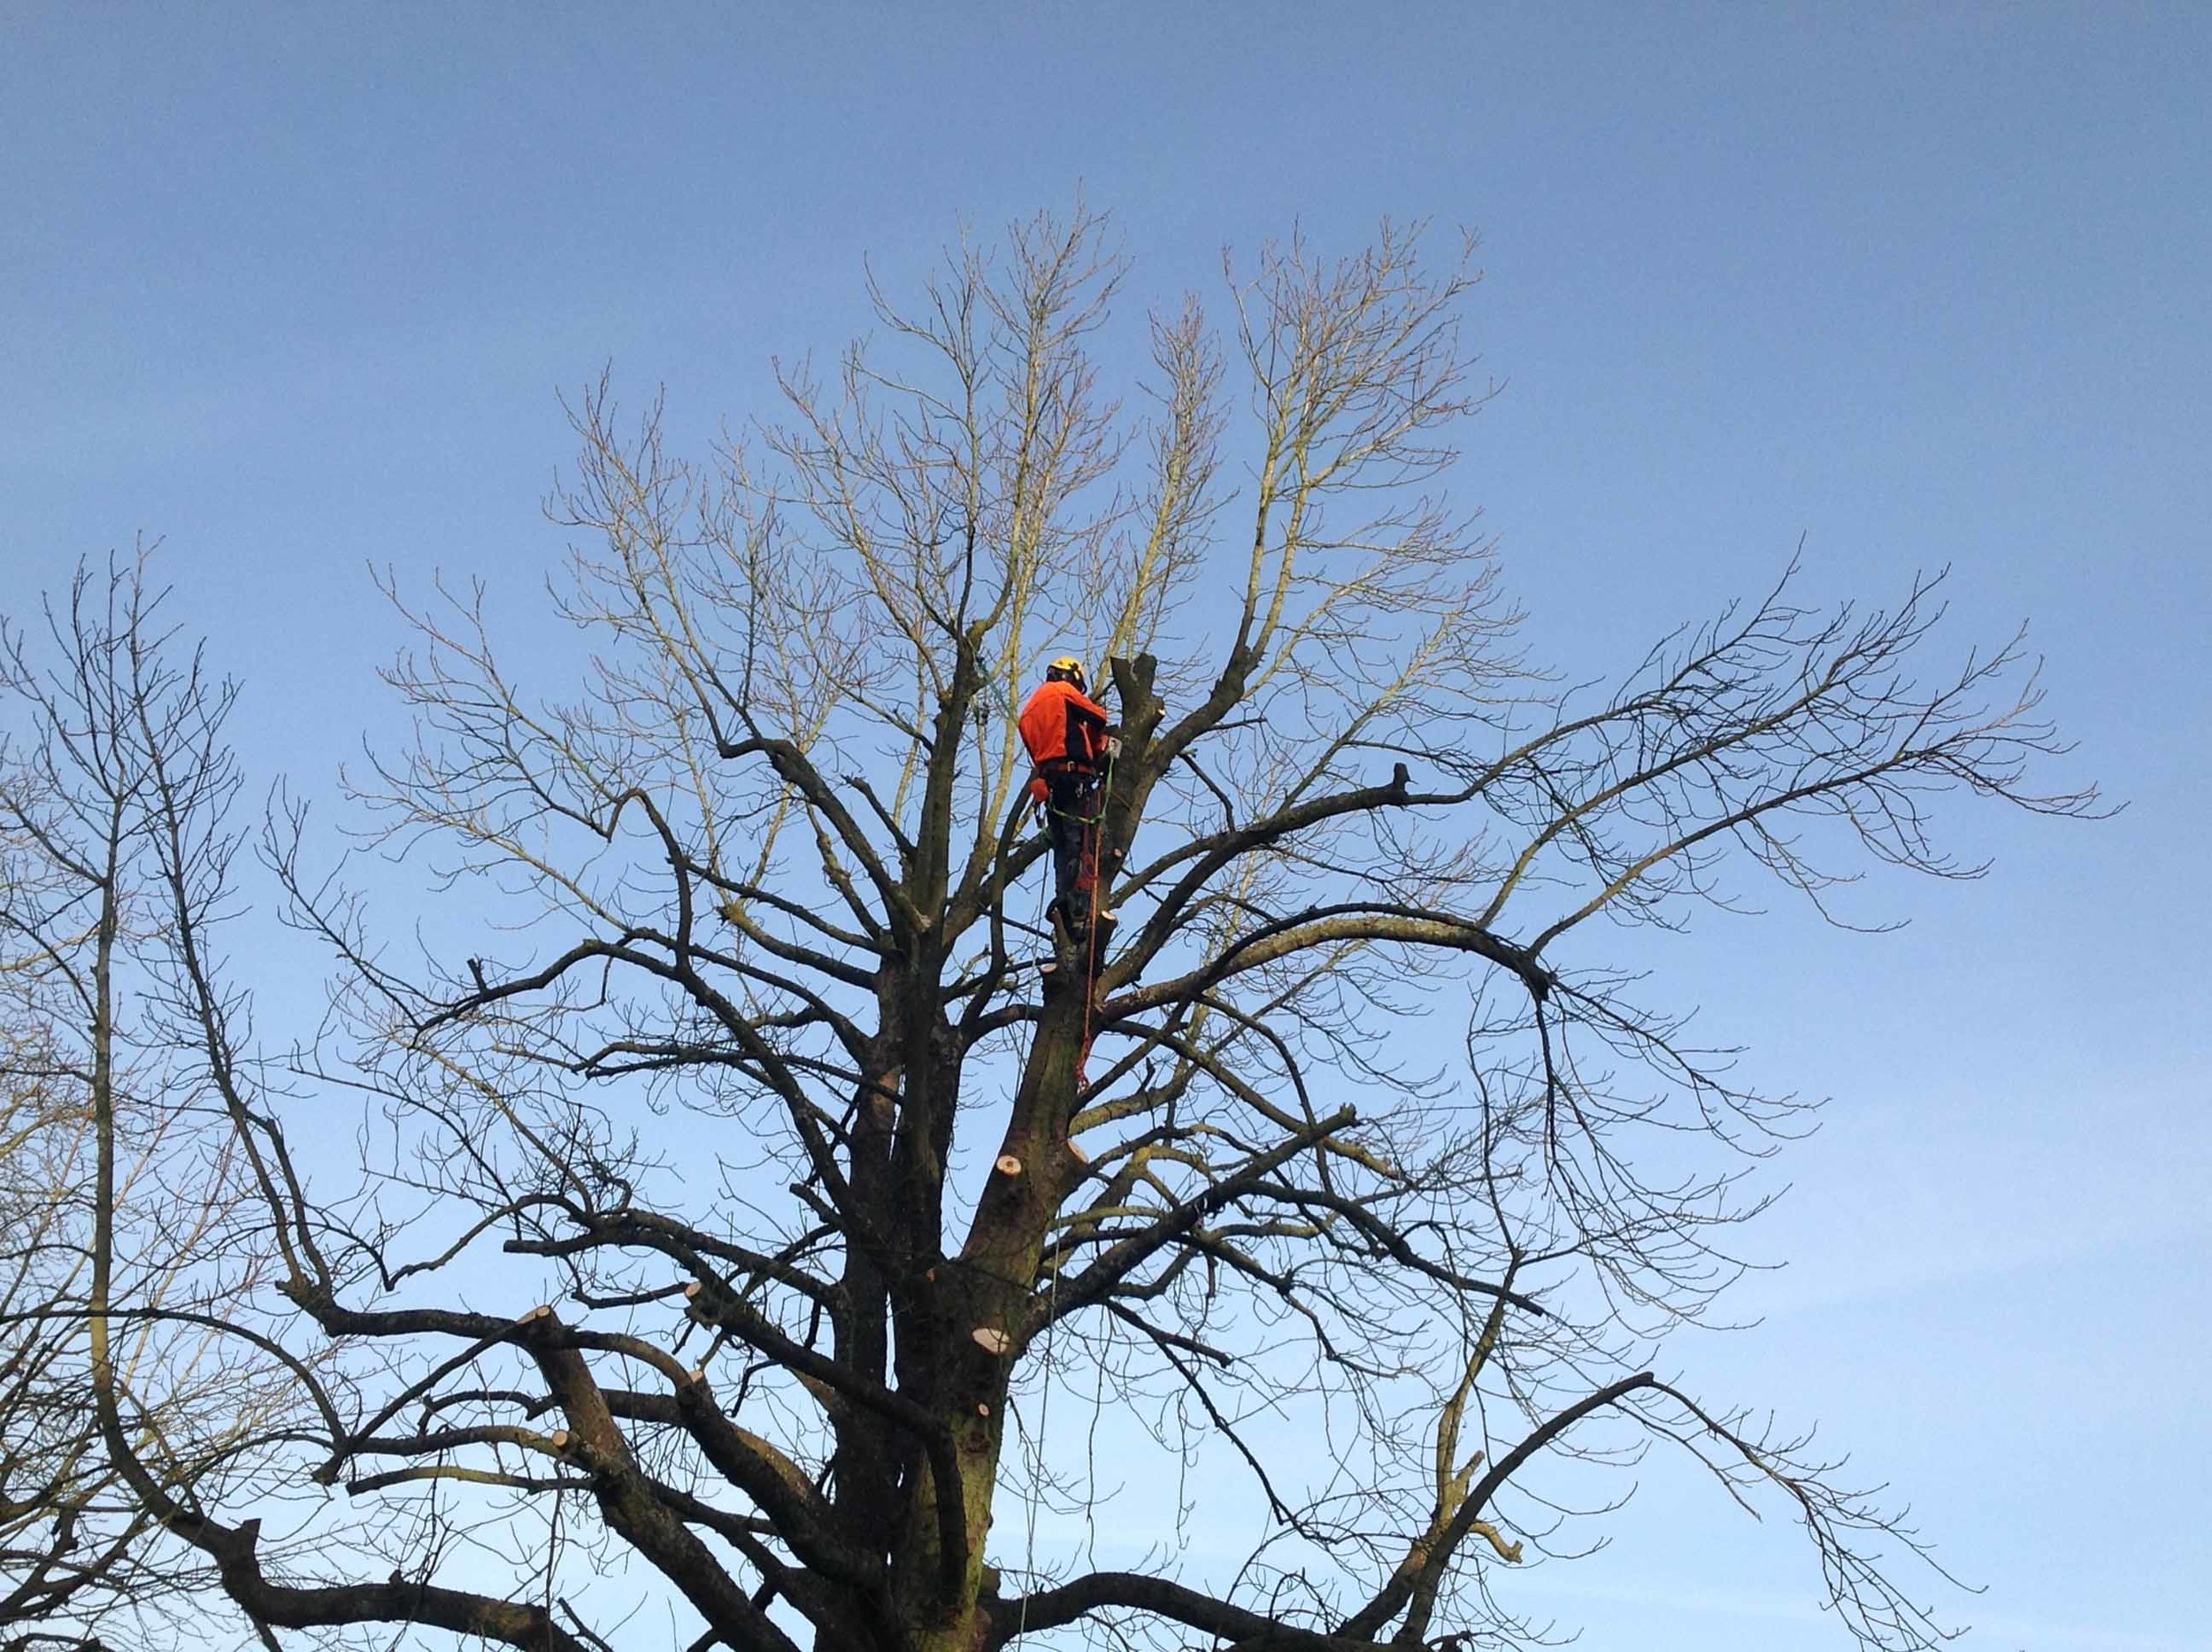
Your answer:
[0,211,2094,1652]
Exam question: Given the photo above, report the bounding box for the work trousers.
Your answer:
[1039,763,1102,926]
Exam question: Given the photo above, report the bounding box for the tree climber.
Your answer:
[1018,655,1114,939]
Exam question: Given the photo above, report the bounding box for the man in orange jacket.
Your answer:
[1018,656,1113,934]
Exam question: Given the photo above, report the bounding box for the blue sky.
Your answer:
[4,5,2207,1648]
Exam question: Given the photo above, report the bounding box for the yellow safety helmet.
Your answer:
[1046,656,1087,690]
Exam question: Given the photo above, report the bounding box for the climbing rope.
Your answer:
[1018,745,1111,1638]
[1015,1184,1061,1645]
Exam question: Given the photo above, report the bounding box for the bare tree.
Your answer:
[13,213,2093,1652]
[0,1006,160,1652]
[0,559,311,1650]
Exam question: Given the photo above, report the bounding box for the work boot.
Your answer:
[1055,892,1094,940]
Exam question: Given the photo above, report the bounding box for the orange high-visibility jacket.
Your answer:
[1018,680,1110,791]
